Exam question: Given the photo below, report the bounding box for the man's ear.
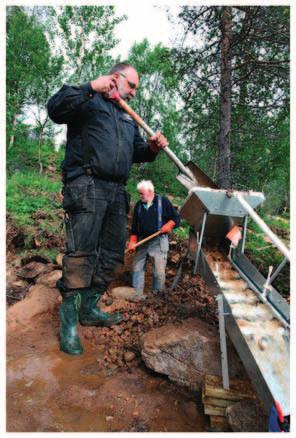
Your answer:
[112,72,120,79]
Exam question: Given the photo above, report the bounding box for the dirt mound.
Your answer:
[7,284,61,332]
[80,270,217,373]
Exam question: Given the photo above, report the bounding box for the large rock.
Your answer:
[141,318,246,390]
[21,254,51,265]
[36,270,62,288]
[7,284,60,332]
[17,262,53,280]
[226,400,268,432]
[111,286,138,301]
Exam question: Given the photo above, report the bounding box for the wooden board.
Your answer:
[202,385,237,408]
[204,404,226,416]
[203,395,235,408]
[203,375,256,401]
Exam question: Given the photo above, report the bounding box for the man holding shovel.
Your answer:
[47,63,168,355]
[128,180,180,300]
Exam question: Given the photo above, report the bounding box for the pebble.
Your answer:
[124,351,135,362]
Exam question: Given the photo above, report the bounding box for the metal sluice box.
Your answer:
[177,163,290,416]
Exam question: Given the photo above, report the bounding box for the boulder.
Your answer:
[226,400,268,432]
[7,284,60,332]
[141,318,246,390]
[10,279,28,289]
[21,254,51,265]
[36,270,62,288]
[6,268,17,284]
[17,262,53,280]
[111,286,138,301]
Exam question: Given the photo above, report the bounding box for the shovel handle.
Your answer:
[115,97,195,182]
[125,230,162,254]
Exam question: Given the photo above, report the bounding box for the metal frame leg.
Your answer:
[193,211,208,275]
[217,294,230,390]
[241,215,248,254]
[270,257,288,284]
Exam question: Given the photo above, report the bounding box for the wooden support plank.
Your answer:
[204,375,256,401]
[204,404,226,416]
[203,395,235,408]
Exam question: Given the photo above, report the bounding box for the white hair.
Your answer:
[137,179,154,192]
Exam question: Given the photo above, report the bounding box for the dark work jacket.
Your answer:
[131,194,181,238]
[47,82,157,182]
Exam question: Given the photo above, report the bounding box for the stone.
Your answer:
[55,253,63,267]
[36,270,62,288]
[21,255,51,265]
[6,268,17,284]
[10,279,28,289]
[17,262,53,280]
[111,286,138,301]
[226,400,268,432]
[7,284,60,331]
[124,351,136,363]
[141,318,246,390]
[170,253,181,264]
[166,269,177,277]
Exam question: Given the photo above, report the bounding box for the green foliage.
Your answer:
[7,130,64,175]
[7,171,62,225]
[174,221,190,239]
[125,40,188,196]
[48,6,126,83]
[244,214,289,296]
[172,6,290,212]
[6,7,52,128]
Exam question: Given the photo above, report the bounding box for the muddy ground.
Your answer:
[7,238,217,432]
[7,312,207,432]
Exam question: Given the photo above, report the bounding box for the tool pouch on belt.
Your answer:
[62,175,95,213]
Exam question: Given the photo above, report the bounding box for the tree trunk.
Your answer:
[8,113,17,149]
[38,131,43,174]
[217,7,232,189]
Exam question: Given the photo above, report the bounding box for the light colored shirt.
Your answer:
[143,199,153,210]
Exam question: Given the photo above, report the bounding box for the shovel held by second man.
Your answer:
[125,230,162,254]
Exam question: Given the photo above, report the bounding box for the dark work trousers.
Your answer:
[58,175,130,298]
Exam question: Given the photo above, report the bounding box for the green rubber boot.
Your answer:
[79,289,122,327]
[59,293,83,355]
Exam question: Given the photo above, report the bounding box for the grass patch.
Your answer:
[245,216,290,297]
[7,170,62,227]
